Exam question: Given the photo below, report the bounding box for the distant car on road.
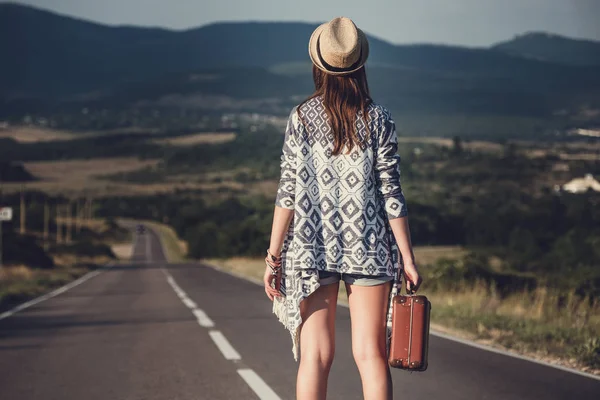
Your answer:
[136,224,146,234]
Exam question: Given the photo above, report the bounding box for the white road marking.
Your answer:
[192,308,215,328]
[166,280,187,299]
[431,330,600,381]
[161,256,281,398]
[181,297,197,309]
[238,369,282,400]
[209,330,242,360]
[0,267,107,321]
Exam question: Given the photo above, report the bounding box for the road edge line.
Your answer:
[0,263,114,322]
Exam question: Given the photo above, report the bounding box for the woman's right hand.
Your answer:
[401,263,422,293]
[263,264,283,301]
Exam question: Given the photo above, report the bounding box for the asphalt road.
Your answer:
[0,227,598,400]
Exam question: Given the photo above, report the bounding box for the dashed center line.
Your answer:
[162,268,282,399]
[181,297,197,309]
[238,369,282,400]
[209,330,242,360]
[192,308,215,328]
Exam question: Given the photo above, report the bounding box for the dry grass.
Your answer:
[0,127,77,143]
[412,245,466,264]
[24,158,161,182]
[1,158,164,197]
[0,264,93,308]
[154,132,236,146]
[398,137,503,152]
[558,153,600,161]
[203,257,266,282]
[0,125,162,143]
[0,265,35,281]
[1,157,248,198]
[51,253,113,268]
[55,216,109,233]
[110,244,133,260]
[144,221,188,262]
[427,279,600,375]
[246,179,279,197]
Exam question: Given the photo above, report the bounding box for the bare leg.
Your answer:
[297,282,339,400]
[346,281,393,400]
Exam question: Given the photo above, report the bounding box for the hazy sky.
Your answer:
[9,0,600,46]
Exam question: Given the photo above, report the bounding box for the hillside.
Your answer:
[1,3,599,130]
[493,32,600,66]
[0,4,597,96]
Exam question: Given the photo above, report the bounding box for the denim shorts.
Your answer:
[318,270,394,287]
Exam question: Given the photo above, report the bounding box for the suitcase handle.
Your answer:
[396,274,416,295]
[397,267,417,295]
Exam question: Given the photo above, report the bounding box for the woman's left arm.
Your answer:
[270,107,298,254]
[265,108,298,300]
[268,206,294,257]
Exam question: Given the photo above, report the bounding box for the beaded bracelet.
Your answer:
[266,249,282,275]
[266,249,281,262]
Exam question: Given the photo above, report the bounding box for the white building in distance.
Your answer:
[562,174,600,193]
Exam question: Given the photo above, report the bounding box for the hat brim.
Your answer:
[308,23,369,76]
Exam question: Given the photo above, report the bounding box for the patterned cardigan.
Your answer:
[272,96,408,361]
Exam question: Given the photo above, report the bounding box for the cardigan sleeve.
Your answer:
[274,108,299,210]
[374,110,408,220]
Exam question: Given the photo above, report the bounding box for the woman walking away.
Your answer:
[264,16,422,400]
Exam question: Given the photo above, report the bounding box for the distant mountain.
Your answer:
[0,3,599,123]
[0,3,326,97]
[493,32,600,66]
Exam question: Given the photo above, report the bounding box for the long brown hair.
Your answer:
[299,65,372,155]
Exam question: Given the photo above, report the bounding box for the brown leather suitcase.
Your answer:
[388,287,431,371]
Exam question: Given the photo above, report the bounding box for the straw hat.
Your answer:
[308,17,370,75]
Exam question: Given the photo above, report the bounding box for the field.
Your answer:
[154,132,237,146]
[5,158,161,196]
[0,126,77,143]
[0,126,159,143]
[398,136,504,152]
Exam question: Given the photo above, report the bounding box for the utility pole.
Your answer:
[44,201,49,251]
[56,204,62,244]
[83,198,89,225]
[66,202,72,244]
[0,181,4,270]
[89,197,94,221]
[76,200,82,234]
[0,216,3,271]
[20,184,25,235]
[0,181,2,270]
